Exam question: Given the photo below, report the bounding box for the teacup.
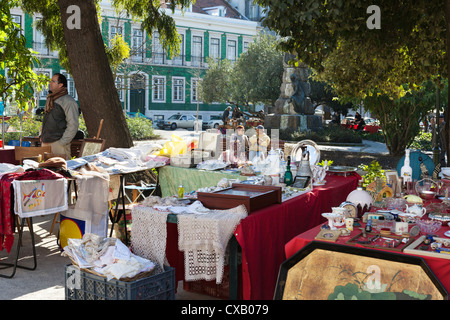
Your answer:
[332,207,348,216]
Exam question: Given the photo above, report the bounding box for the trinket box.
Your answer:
[197,183,282,213]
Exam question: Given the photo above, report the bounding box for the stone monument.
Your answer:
[265,54,322,131]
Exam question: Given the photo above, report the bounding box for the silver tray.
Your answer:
[428,213,450,222]
[328,166,357,173]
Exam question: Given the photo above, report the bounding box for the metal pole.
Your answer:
[433,87,440,166]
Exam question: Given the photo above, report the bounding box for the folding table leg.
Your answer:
[0,217,37,279]
[229,235,239,300]
[109,175,128,244]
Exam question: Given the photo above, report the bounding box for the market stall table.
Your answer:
[285,217,450,297]
[164,172,360,300]
[158,165,247,197]
[0,146,18,165]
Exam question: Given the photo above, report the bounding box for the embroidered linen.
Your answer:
[177,205,247,284]
[131,206,169,272]
[13,178,68,218]
[0,169,64,252]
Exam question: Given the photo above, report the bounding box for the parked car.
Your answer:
[364,117,379,126]
[126,112,152,122]
[157,114,202,130]
[202,115,223,130]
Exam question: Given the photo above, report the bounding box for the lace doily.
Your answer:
[177,205,247,284]
[130,201,248,283]
[130,206,169,273]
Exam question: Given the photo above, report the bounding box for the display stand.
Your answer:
[0,217,37,279]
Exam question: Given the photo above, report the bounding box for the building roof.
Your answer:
[192,0,245,19]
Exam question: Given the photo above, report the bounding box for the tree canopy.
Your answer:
[256,0,449,156]
[201,34,283,114]
[256,1,447,98]
[1,0,47,111]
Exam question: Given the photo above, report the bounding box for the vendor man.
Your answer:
[41,73,79,160]
[249,125,270,162]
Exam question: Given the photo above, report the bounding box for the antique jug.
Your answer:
[298,146,312,177]
[263,148,280,175]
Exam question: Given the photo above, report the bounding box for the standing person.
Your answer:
[354,112,362,124]
[40,73,79,160]
[249,125,270,162]
[230,125,249,165]
[222,106,231,125]
[330,111,339,124]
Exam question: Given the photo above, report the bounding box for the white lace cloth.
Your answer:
[130,204,247,283]
[131,206,169,273]
[177,205,247,284]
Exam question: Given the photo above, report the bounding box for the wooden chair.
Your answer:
[78,138,106,157]
[14,146,52,164]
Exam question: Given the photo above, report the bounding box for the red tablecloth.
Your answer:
[285,221,450,297]
[234,172,360,300]
[165,172,359,300]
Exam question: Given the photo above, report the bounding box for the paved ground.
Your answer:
[0,215,211,300]
[0,133,389,300]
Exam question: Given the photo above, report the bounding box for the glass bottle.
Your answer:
[400,149,413,185]
[284,156,293,186]
[178,184,184,199]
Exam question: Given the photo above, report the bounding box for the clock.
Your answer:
[339,201,358,218]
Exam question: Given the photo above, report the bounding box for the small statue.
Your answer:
[288,73,306,114]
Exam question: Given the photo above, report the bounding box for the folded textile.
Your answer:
[168,200,211,214]
[103,147,142,162]
[63,233,155,281]
[66,158,89,170]
[0,163,23,173]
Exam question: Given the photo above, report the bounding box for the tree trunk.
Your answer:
[57,0,133,149]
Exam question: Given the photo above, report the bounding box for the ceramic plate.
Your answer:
[444,231,450,238]
[290,140,320,165]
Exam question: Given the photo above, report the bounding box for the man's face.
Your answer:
[49,75,63,92]
[237,128,244,135]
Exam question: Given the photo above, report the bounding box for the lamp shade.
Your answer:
[346,188,373,209]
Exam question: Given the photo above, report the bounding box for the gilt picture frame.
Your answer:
[275,241,448,300]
